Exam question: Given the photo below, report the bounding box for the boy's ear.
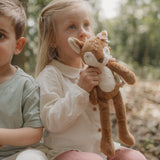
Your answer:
[68,37,84,54]
[14,37,25,55]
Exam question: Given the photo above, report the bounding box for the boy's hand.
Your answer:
[0,145,2,149]
[78,67,101,92]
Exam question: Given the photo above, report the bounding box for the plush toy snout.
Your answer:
[83,51,105,67]
[82,44,111,67]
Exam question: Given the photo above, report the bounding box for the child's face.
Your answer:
[0,15,22,69]
[54,4,94,67]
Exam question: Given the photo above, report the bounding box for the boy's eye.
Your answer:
[0,33,5,39]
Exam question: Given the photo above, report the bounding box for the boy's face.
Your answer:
[0,15,24,69]
[53,4,94,67]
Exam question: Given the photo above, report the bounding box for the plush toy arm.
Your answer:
[107,62,136,85]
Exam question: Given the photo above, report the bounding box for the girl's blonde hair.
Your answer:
[0,0,26,39]
[35,0,93,76]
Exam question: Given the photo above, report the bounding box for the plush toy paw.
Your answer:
[101,139,115,157]
[119,129,135,146]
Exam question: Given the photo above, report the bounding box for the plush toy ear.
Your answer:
[97,30,109,43]
[68,37,84,54]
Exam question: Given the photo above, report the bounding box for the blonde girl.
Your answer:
[36,0,147,160]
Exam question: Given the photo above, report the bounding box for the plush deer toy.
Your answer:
[68,31,136,157]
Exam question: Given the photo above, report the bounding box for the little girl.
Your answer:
[36,0,147,160]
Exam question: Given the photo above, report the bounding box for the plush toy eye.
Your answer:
[98,58,103,63]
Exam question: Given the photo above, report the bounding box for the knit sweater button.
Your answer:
[98,128,101,132]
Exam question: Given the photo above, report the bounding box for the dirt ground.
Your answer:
[110,79,160,160]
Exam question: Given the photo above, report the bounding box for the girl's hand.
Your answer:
[78,67,101,92]
[106,55,116,67]
[108,55,116,63]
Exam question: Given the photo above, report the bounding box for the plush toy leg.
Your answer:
[98,100,115,157]
[89,88,98,105]
[113,91,135,146]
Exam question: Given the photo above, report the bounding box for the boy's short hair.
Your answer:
[0,0,27,39]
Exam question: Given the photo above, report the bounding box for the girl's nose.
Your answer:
[78,28,89,41]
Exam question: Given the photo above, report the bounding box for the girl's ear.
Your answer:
[50,43,57,48]
[50,38,57,48]
[14,37,25,55]
[68,37,84,54]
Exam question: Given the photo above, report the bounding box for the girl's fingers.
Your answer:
[78,68,100,92]
[86,67,101,74]
[109,56,116,62]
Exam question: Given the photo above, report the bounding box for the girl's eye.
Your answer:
[84,23,89,28]
[69,24,76,29]
[0,33,5,39]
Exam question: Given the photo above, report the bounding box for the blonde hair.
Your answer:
[35,0,93,76]
[0,0,26,39]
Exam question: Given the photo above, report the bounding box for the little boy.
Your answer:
[0,0,47,159]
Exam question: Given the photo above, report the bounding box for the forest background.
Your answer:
[12,0,160,159]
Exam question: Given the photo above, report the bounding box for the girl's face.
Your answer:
[54,3,94,68]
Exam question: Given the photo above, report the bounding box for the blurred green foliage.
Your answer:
[98,0,160,79]
[12,0,160,79]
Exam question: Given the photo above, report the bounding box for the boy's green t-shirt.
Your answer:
[0,67,42,159]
